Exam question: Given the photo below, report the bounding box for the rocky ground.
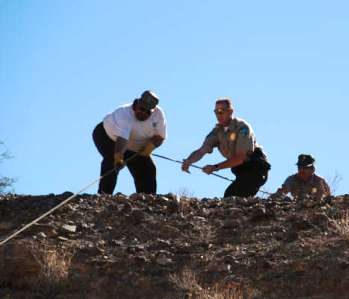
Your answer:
[1,192,349,299]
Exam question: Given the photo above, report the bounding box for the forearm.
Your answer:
[150,135,164,148]
[214,152,246,170]
[275,187,287,196]
[186,148,207,164]
[322,182,331,196]
[316,185,331,199]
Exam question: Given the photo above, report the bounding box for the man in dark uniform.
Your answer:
[273,154,330,200]
[181,98,270,198]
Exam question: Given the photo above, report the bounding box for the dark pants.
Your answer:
[92,122,157,194]
[224,149,270,198]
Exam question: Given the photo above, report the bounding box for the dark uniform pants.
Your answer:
[92,122,157,195]
[224,148,270,198]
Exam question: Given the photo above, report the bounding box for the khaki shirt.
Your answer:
[202,117,256,159]
[281,174,331,199]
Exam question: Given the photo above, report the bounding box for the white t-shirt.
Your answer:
[103,103,167,152]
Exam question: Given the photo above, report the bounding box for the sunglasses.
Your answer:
[214,108,229,115]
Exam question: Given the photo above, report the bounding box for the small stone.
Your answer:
[37,232,46,239]
[62,224,77,233]
[156,254,173,266]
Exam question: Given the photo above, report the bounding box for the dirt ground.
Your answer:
[1,192,349,299]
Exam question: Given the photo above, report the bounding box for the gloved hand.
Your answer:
[181,159,191,173]
[139,143,155,156]
[114,152,124,168]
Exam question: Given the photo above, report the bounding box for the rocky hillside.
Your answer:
[1,192,349,299]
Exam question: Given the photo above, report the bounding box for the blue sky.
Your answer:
[1,0,348,198]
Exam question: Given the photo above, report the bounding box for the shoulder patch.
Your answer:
[239,126,249,136]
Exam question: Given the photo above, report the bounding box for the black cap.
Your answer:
[138,90,159,110]
[296,154,315,167]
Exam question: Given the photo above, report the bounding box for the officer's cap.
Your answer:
[296,154,315,168]
[138,90,159,110]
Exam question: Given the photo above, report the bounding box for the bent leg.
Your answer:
[126,152,157,194]
[224,163,268,198]
[92,123,118,194]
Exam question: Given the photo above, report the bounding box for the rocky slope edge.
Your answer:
[1,193,349,299]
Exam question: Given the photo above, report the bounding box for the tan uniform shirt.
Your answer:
[281,174,330,199]
[202,117,256,159]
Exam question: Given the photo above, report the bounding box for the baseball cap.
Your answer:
[296,154,315,167]
[138,90,159,110]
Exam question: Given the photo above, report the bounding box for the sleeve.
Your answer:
[320,178,331,196]
[281,176,293,194]
[235,124,255,154]
[153,108,167,139]
[201,128,219,154]
[111,109,133,140]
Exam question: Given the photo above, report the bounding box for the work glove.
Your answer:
[139,143,155,156]
[114,152,124,168]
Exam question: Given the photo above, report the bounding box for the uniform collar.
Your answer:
[296,173,316,183]
[216,118,236,131]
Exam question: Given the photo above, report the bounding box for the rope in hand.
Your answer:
[152,153,233,182]
[152,153,273,196]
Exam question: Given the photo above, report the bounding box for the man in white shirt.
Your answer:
[93,90,167,195]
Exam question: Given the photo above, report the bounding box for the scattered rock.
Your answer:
[61,224,77,233]
[0,193,349,299]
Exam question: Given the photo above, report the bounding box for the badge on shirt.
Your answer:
[229,132,236,141]
[239,126,249,136]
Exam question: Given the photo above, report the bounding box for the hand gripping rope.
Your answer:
[152,153,234,182]
[152,153,272,196]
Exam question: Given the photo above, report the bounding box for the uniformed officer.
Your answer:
[181,98,270,198]
[274,154,330,200]
[92,90,167,195]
